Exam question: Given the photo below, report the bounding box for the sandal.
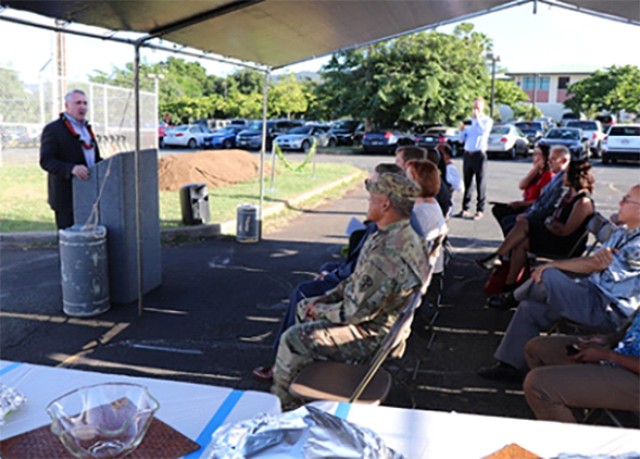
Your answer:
[252,365,274,382]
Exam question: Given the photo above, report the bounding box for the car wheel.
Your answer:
[508,147,516,160]
[188,138,197,149]
[223,139,233,149]
[328,138,336,148]
[301,140,311,153]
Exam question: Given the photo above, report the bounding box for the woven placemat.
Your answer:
[0,417,201,459]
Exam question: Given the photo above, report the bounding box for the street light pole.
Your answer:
[487,53,500,119]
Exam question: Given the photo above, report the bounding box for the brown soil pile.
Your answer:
[158,149,271,192]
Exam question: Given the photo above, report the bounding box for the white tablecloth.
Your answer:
[312,401,640,458]
[0,360,281,457]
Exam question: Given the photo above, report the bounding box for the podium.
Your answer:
[73,149,162,304]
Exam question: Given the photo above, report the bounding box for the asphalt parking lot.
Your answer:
[0,151,638,423]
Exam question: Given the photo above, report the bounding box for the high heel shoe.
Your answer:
[476,253,502,270]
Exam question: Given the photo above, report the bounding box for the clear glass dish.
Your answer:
[46,383,160,458]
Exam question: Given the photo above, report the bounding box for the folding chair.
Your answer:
[529,211,613,265]
[288,288,423,404]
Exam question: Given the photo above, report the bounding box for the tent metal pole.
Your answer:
[259,69,270,240]
[133,42,144,317]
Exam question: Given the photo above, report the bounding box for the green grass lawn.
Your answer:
[0,162,363,233]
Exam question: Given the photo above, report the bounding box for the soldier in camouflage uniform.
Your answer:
[271,171,431,407]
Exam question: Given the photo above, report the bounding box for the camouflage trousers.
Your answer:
[271,297,378,407]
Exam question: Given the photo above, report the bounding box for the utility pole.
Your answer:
[487,53,500,119]
[53,29,67,115]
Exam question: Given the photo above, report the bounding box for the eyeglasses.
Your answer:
[621,195,640,206]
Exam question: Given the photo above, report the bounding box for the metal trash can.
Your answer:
[236,204,260,243]
[180,183,210,225]
[59,225,110,317]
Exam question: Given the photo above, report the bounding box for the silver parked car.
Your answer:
[163,124,211,149]
[275,124,337,152]
[486,125,529,159]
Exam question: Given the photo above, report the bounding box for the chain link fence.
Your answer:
[0,68,156,158]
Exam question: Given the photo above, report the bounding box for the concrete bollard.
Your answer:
[59,225,110,317]
[236,204,259,243]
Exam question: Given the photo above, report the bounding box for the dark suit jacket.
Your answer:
[39,117,102,212]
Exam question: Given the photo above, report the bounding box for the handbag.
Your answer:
[483,259,529,295]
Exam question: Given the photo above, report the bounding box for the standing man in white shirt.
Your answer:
[457,97,493,220]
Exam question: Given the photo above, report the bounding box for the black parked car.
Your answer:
[415,126,462,156]
[329,120,363,146]
[361,129,415,154]
[536,127,589,160]
[236,119,303,150]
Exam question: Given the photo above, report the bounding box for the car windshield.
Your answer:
[333,120,358,130]
[425,128,446,135]
[566,121,597,130]
[173,125,189,132]
[247,122,263,130]
[490,127,510,135]
[515,122,542,131]
[547,129,579,140]
[288,126,312,134]
[609,126,640,136]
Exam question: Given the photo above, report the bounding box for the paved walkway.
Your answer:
[0,179,537,421]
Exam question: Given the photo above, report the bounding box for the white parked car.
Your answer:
[486,125,529,159]
[163,124,211,149]
[274,124,337,152]
[564,120,605,157]
[601,124,640,164]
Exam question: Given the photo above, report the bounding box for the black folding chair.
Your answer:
[288,288,423,404]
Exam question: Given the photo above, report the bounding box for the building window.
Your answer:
[558,77,570,90]
[523,76,550,90]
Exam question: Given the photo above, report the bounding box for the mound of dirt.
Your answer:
[158,149,271,192]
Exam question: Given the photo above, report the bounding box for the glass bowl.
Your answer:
[46,383,160,458]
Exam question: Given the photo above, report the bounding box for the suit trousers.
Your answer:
[55,209,74,230]
[462,151,487,213]
[523,335,639,423]
[494,269,622,369]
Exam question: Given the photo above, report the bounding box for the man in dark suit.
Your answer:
[40,89,102,229]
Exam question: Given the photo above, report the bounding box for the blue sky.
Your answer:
[1,2,638,83]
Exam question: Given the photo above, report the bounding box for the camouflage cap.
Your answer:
[365,172,419,204]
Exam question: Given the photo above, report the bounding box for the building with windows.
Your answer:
[505,71,592,122]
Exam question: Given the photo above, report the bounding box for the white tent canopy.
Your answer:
[2,0,638,70]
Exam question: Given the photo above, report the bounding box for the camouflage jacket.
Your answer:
[315,219,429,334]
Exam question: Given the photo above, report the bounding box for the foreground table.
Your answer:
[0,360,281,457]
[313,401,640,458]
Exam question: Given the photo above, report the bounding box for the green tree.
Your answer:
[564,65,640,118]
[0,67,40,123]
[268,73,308,119]
[228,68,265,95]
[314,24,492,128]
[490,79,528,111]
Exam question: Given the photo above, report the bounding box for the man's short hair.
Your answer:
[396,146,426,162]
[365,172,418,218]
[64,89,86,104]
